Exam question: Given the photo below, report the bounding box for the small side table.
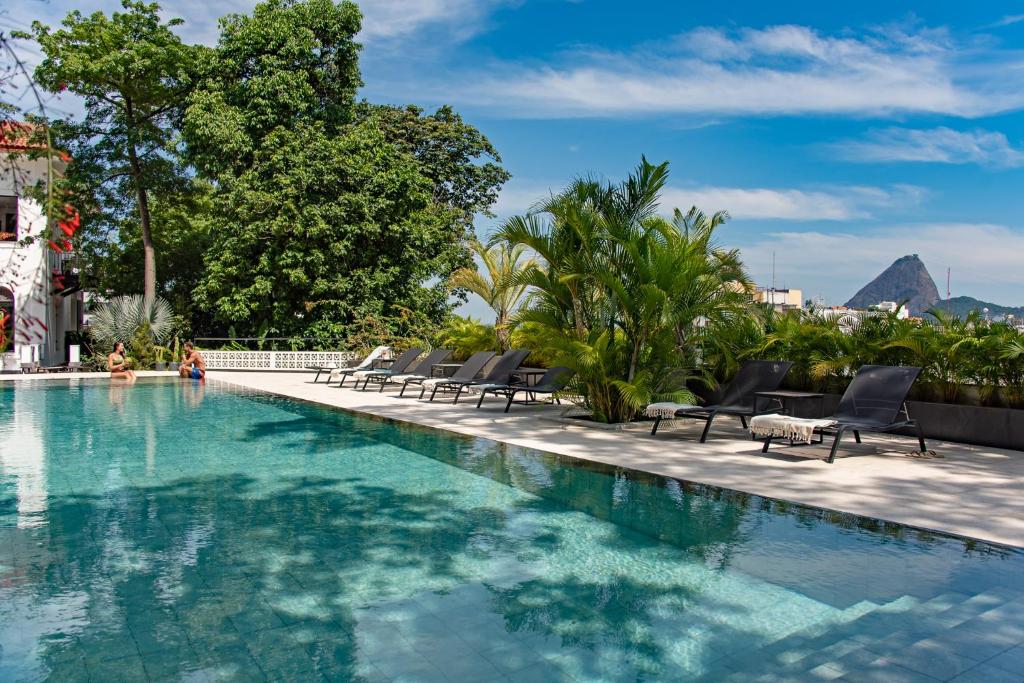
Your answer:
[754,390,826,417]
[431,363,462,378]
[511,367,546,387]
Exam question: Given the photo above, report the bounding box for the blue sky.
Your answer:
[5,0,1024,319]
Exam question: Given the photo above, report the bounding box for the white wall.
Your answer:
[0,155,76,365]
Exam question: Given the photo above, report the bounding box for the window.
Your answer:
[0,287,13,352]
[0,196,16,241]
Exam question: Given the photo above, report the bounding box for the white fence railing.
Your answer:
[201,350,359,371]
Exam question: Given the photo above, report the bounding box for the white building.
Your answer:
[870,301,910,319]
[1,124,83,369]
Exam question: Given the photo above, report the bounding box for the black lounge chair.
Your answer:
[400,351,495,398]
[760,365,926,463]
[322,345,391,386]
[650,360,794,442]
[475,366,575,412]
[343,348,422,390]
[427,349,530,403]
[358,348,452,392]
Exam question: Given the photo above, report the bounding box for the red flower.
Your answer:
[47,240,64,252]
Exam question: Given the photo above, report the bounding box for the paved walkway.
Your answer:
[200,371,1024,548]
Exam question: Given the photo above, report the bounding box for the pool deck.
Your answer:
[8,370,1024,547]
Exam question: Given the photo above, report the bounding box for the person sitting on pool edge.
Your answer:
[179,341,206,380]
[108,341,137,380]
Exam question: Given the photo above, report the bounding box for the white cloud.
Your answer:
[402,24,1024,118]
[358,0,510,43]
[662,184,925,221]
[830,127,1024,167]
[988,14,1024,29]
[738,223,1024,304]
[489,180,925,222]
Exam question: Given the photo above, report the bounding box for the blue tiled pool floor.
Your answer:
[1,378,1023,682]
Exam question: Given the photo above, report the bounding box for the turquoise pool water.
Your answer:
[1,378,1023,682]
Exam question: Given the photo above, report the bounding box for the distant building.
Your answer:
[1,123,83,368]
[869,301,910,319]
[754,287,803,312]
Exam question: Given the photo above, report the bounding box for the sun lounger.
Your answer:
[346,348,423,389]
[358,349,452,392]
[424,349,530,403]
[400,351,495,398]
[753,364,926,463]
[645,360,794,442]
[474,366,575,412]
[320,346,390,385]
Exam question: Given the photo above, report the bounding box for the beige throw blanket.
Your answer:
[749,414,837,444]
[644,402,698,419]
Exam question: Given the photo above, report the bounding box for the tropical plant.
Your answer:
[89,294,174,349]
[434,316,497,361]
[449,239,534,351]
[495,158,753,423]
[129,321,158,370]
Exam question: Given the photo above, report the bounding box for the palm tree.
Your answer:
[449,239,534,351]
[495,158,754,422]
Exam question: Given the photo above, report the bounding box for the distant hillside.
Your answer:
[845,254,939,316]
[935,296,1024,320]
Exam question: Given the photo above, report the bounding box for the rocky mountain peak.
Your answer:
[845,254,940,316]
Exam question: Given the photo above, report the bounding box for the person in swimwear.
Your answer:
[108,341,137,380]
[179,341,206,380]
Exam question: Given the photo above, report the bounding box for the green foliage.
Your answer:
[183,0,506,344]
[128,321,158,370]
[738,307,1024,408]
[88,294,174,349]
[27,0,199,301]
[434,316,497,361]
[496,158,753,423]
[449,239,534,351]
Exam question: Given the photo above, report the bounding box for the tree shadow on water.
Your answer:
[0,470,795,682]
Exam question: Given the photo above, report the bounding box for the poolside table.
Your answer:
[511,367,546,387]
[431,363,463,378]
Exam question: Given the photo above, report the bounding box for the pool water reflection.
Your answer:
[1,378,1023,682]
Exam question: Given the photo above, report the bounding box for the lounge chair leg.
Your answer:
[505,392,516,413]
[476,391,486,409]
[338,375,346,388]
[914,421,927,453]
[699,413,716,443]
[453,387,463,404]
[429,386,439,402]
[761,435,773,453]
[378,381,386,393]
[399,383,407,398]
[740,416,748,430]
[827,428,845,464]
[853,430,861,444]
[651,417,662,436]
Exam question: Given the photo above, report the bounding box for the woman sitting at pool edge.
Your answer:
[179,341,206,380]
[108,341,137,380]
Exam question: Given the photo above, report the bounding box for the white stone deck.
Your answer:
[6,370,1024,547]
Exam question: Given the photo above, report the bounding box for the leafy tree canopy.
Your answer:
[185,0,508,343]
[26,0,199,301]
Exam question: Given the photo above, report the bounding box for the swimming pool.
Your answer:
[1,377,1023,682]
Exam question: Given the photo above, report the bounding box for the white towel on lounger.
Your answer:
[419,377,451,389]
[644,402,698,419]
[390,374,426,383]
[749,414,837,444]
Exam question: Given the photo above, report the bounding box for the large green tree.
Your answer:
[185,0,507,343]
[27,0,198,302]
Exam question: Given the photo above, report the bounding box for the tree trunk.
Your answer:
[125,98,156,302]
[136,184,156,302]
